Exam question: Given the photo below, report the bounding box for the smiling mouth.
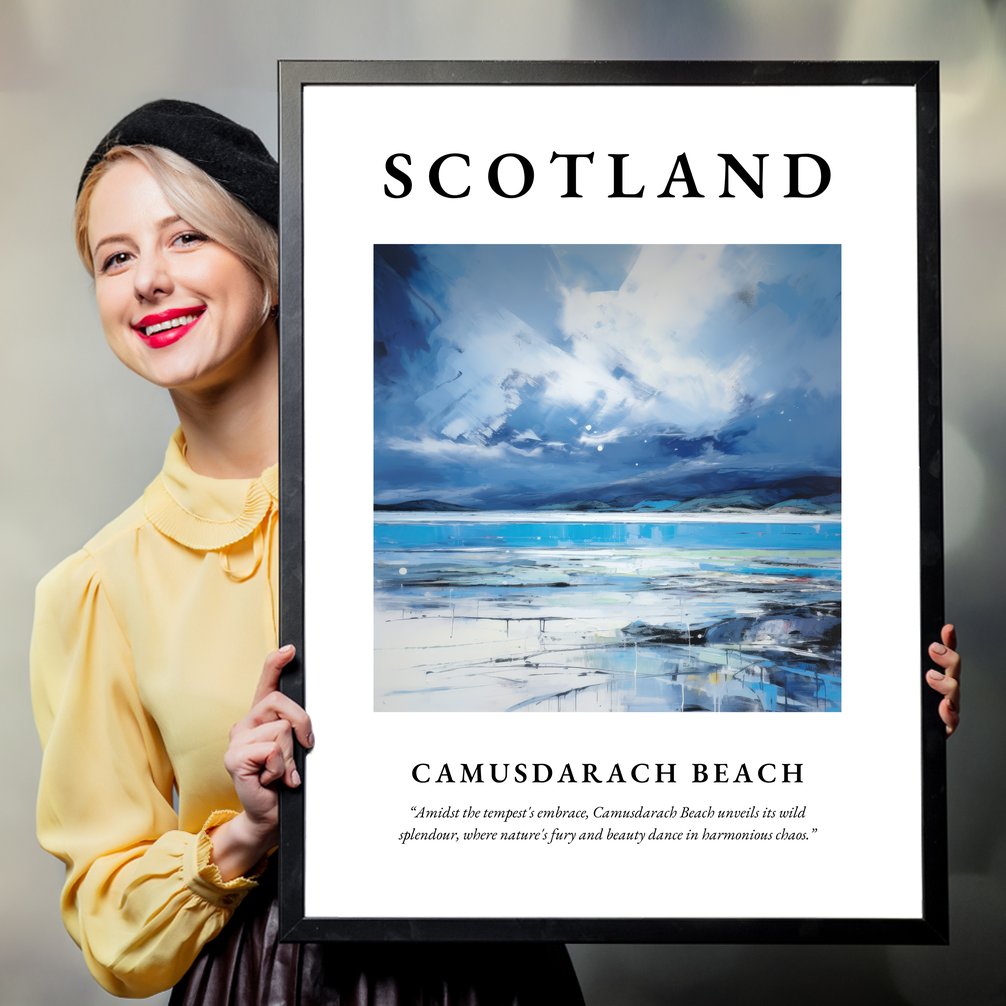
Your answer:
[142,313,199,337]
[134,307,206,338]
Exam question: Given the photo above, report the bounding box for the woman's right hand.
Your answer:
[209,645,314,881]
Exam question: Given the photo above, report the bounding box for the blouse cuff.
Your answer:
[183,810,269,909]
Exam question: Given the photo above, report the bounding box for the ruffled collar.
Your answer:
[143,428,278,551]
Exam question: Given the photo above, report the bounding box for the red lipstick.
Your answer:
[132,306,206,349]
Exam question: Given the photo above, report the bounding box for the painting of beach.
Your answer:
[374,244,841,712]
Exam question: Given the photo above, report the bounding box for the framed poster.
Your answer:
[277,61,946,943]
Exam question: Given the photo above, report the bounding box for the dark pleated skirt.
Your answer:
[169,869,584,1006]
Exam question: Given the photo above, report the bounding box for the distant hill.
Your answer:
[375,477,840,515]
[534,476,840,515]
[374,499,480,512]
[535,499,618,511]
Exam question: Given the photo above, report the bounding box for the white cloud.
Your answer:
[405,244,828,452]
[577,425,635,446]
[557,245,747,433]
[381,434,550,465]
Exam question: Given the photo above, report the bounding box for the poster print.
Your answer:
[279,61,945,944]
[373,243,842,715]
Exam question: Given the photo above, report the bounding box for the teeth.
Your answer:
[142,313,199,337]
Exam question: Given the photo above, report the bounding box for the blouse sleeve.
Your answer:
[31,549,262,998]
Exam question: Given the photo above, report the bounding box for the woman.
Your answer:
[31,100,586,1004]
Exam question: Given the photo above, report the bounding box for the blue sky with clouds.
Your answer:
[374,244,840,509]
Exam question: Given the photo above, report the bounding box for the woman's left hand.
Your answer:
[926,624,961,737]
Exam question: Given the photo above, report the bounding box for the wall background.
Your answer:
[1,2,1002,1003]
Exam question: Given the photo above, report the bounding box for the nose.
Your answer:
[133,247,173,303]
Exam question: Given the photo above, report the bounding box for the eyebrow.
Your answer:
[91,215,185,258]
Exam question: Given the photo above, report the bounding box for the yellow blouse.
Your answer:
[31,428,279,998]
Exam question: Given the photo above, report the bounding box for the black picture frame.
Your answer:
[277,60,945,944]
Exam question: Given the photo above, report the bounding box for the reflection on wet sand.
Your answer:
[374,521,841,713]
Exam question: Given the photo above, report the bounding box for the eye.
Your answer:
[100,251,132,274]
[172,230,208,249]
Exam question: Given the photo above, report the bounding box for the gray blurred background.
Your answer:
[1,1,1003,1003]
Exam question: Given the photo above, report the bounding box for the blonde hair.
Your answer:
[75,145,278,323]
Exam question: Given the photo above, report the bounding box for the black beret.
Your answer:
[78,99,278,228]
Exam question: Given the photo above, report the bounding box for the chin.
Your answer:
[154,370,208,391]
[122,353,216,391]
[111,334,215,387]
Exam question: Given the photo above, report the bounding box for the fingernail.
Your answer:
[292,768,301,787]
[307,732,315,748]
[928,670,944,679]
[280,644,295,654]
[931,643,947,655]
